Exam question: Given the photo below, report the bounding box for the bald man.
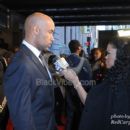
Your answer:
[4,12,56,130]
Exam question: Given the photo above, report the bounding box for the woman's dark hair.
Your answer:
[105,38,130,85]
[89,48,105,62]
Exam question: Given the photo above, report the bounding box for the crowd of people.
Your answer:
[0,12,130,130]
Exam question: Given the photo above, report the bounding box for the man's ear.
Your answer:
[33,25,39,35]
[77,47,80,50]
[78,46,82,51]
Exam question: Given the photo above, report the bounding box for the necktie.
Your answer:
[39,53,52,81]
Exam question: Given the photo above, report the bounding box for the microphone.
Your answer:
[48,55,69,73]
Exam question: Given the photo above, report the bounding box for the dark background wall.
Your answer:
[98,30,118,49]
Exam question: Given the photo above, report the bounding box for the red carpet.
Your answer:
[57,115,66,130]
[6,116,67,130]
[57,125,65,130]
[6,119,13,130]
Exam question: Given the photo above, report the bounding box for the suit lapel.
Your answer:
[20,44,50,80]
[20,44,54,107]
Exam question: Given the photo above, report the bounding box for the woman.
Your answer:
[62,38,130,130]
[89,48,107,84]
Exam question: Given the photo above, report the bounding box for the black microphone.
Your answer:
[48,54,69,72]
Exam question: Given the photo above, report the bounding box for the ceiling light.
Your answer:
[118,30,130,37]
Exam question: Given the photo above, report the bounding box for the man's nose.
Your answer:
[51,35,54,42]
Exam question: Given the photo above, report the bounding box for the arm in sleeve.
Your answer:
[4,62,36,130]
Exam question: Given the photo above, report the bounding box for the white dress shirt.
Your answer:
[22,40,52,80]
[22,40,42,63]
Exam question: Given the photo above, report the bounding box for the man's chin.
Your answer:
[48,43,52,48]
[38,43,52,51]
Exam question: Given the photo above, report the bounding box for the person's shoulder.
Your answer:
[89,80,109,94]
[12,48,31,64]
[84,80,109,105]
[68,54,80,61]
[67,54,80,66]
[82,57,91,68]
[5,50,29,75]
[82,57,90,63]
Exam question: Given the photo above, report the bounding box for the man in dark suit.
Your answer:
[66,40,92,130]
[4,12,56,130]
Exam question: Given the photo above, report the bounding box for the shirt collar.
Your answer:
[22,40,41,58]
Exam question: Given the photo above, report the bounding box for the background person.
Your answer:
[89,48,107,84]
[65,40,92,130]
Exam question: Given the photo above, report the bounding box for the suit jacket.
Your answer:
[4,44,56,130]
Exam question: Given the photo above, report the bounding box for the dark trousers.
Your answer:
[0,106,9,130]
